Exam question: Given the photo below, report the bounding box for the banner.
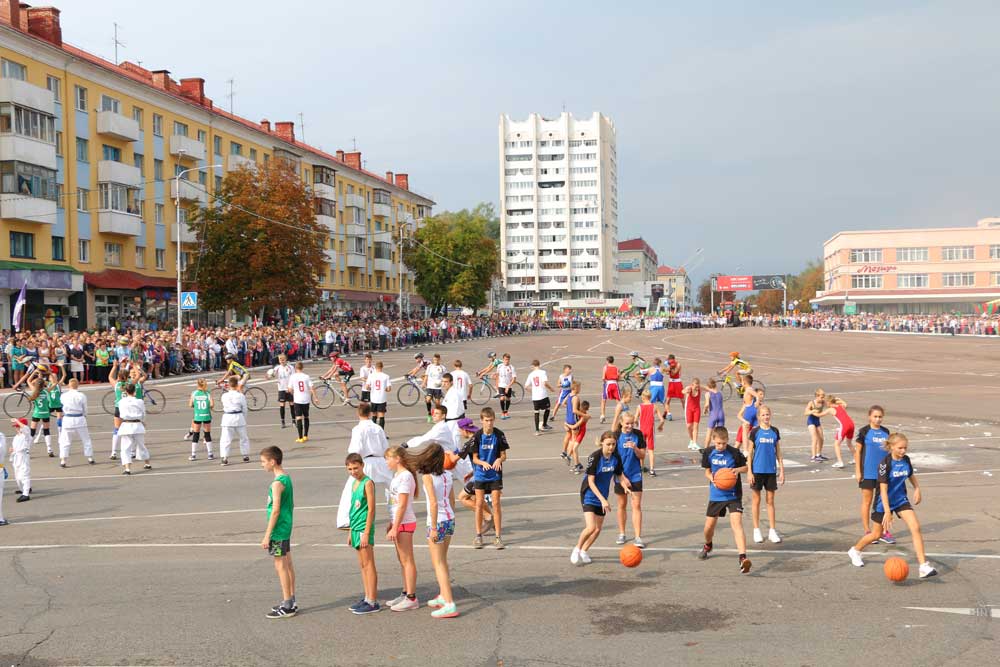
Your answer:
[752,275,785,290]
[715,274,785,292]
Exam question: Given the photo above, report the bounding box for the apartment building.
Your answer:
[498,111,618,309]
[0,3,433,330]
[616,237,658,288]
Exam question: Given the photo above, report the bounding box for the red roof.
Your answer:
[617,238,657,261]
[657,265,686,275]
[83,269,177,290]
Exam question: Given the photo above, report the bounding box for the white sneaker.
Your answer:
[848,547,864,567]
[919,562,938,579]
[768,528,782,544]
[570,547,581,565]
[753,528,764,544]
[688,441,701,451]
[615,534,626,545]
[579,550,592,564]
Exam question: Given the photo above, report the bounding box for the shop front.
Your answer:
[0,261,84,332]
[84,269,178,331]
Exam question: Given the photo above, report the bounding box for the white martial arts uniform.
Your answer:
[219,390,249,459]
[0,432,7,521]
[348,419,391,485]
[10,425,32,495]
[117,396,149,465]
[58,388,93,462]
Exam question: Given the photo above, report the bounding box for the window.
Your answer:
[0,103,56,142]
[155,248,165,270]
[9,231,33,258]
[51,236,65,261]
[132,107,143,126]
[2,58,26,80]
[0,161,57,200]
[74,85,87,112]
[505,154,531,162]
[941,246,974,261]
[991,244,1000,259]
[135,246,146,268]
[992,272,1000,286]
[133,153,144,175]
[315,198,336,217]
[100,94,121,113]
[198,170,207,186]
[896,247,928,262]
[213,135,222,155]
[518,140,533,148]
[77,188,89,211]
[76,137,89,162]
[78,239,90,263]
[214,175,222,191]
[102,144,121,162]
[942,272,975,287]
[896,273,928,288]
[154,159,163,181]
[249,148,257,161]
[230,141,243,156]
[849,248,882,263]
[104,242,123,266]
[262,153,269,165]
[155,204,164,224]
[99,183,138,213]
[851,274,883,289]
[197,129,207,144]
[46,75,60,101]
[173,121,188,137]
[55,130,62,156]
[152,113,163,136]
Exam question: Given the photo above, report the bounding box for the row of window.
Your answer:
[849,246,999,263]
[9,231,167,268]
[850,272,989,289]
[503,139,597,148]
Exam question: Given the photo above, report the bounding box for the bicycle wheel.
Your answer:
[471,381,493,406]
[101,390,116,416]
[397,382,421,407]
[509,381,525,404]
[245,386,268,412]
[346,383,363,408]
[312,382,336,409]
[721,382,734,401]
[753,380,766,396]
[211,387,225,412]
[144,389,166,415]
[3,392,31,418]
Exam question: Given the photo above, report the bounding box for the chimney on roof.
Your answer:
[25,6,60,45]
[17,2,28,30]
[260,119,271,132]
[385,171,393,183]
[274,121,295,143]
[0,0,22,29]
[344,151,362,170]
[179,77,205,104]
[336,150,345,161]
[394,173,409,190]
[151,70,171,91]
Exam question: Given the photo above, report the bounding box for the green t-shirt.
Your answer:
[133,381,144,399]
[48,383,62,408]
[191,390,212,421]
[32,389,51,419]
[266,473,294,541]
[96,349,110,366]
[349,475,372,532]
[114,381,125,406]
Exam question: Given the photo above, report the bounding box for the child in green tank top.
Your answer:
[261,446,296,619]
[186,378,214,461]
[346,452,379,614]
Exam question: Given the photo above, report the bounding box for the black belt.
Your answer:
[123,419,142,423]
[64,413,84,417]
[364,454,379,459]
[445,415,465,422]
[225,411,244,414]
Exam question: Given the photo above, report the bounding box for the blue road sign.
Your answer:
[180,291,198,311]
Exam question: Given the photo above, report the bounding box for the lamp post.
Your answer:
[174,155,222,344]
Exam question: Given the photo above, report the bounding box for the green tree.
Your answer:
[697,276,735,313]
[478,202,500,241]
[185,161,327,315]
[402,205,499,316]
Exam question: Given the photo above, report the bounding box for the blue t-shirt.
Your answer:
[875,454,913,512]
[614,429,646,483]
[471,430,509,483]
[748,426,780,474]
[856,425,890,481]
[701,445,746,502]
[581,449,624,507]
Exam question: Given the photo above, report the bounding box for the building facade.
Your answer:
[813,218,1000,314]
[0,3,432,331]
[616,237,657,288]
[498,111,618,309]
[655,265,692,310]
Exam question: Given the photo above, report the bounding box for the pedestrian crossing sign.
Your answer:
[181,291,198,310]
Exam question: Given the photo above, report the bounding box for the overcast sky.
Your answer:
[55,0,1000,283]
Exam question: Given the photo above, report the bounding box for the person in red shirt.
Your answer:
[665,355,683,421]
[600,356,620,424]
[636,389,662,477]
[321,352,354,397]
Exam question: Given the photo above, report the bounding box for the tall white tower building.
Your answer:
[498,112,619,306]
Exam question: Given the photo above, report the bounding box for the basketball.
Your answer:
[620,544,642,568]
[884,557,909,582]
[713,468,737,490]
[444,451,459,471]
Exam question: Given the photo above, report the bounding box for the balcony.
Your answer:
[346,252,366,268]
[0,195,56,224]
[0,135,56,170]
[313,181,336,200]
[169,134,207,161]
[170,179,208,206]
[316,212,336,232]
[227,153,254,172]
[171,223,198,244]
[374,258,393,272]
[345,222,366,237]
[97,160,142,187]
[324,249,337,264]
[373,202,392,218]
[98,210,142,236]
[0,78,55,115]
[97,111,140,142]
[344,193,365,209]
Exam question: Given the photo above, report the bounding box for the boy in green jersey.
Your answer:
[346,452,379,614]
[261,446,296,619]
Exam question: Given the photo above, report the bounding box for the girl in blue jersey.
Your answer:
[552,365,574,419]
[560,381,580,465]
[854,405,896,544]
[736,387,760,455]
[571,431,630,565]
[848,433,937,578]
[699,426,752,573]
[804,388,827,463]
[747,405,784,544]
[702,379,725,450]
[612,412,647,548]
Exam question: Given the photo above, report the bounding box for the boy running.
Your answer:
[552,364,573,418]
[700,427,752,573]
[747,405,784,544]
[260,446,296,618]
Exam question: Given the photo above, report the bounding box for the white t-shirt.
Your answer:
[288,372,312,404]
[273,363,293,391]
[525,368,549,401]
[451,369,472,398]
[425,472,454,524]
[497,363,515,388]
[389,469,417,525]
[425,363,445,389]
[366,371,391,404]
[359,363,374,383]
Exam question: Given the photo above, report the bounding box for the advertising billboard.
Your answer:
[715,275,785,292]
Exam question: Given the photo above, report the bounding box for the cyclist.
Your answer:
[320,352,354,400]
[405,352,434,423]
[621,352,649,384]
[220,354,250,389]
[475,351,502,381]
[719,351,753,394]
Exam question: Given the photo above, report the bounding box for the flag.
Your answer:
[12,280,27,332]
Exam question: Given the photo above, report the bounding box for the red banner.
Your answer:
[715,275,754,291]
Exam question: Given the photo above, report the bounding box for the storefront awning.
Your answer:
[0,260,82,291]
[84,269,177,291]
[332,290,399,303]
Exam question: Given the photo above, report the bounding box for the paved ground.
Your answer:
[1,326,998,667]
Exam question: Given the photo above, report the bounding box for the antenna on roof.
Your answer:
[298,112,305,144]
[226,78,236,114]
[351,137,357,151]
[113,23,126,64]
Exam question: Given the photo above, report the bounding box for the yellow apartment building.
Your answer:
[0,3,433,331]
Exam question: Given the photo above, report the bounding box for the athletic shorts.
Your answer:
[463,480,475,496]
[706,499,743,517]
[426,388,443,399]
[50,404,63,412]
[667,382,683,399]
[871,503,912,523]
[397,522,416,534]
[603,382,621,401]
[193,419,212,425]
[32,417,50,424]
[557,390,572,405]
[806,415,822,428]
[533,397,551,411]
[614,480,643,495]
[474,480,503,493]
[641,430,654,451]
[277,390,290,403]
[836,424,855,441]
[707,414,725,428]
[649,386,665,404]
[371,402,387,414]
[581,502,606,516]
[268,539,291,557]
[339,371,354,382]
[114,407,121,419]
[292,403,310,418]
[750,473,777,491]
[735,425,745,444]
[350,529,374,550]
[686,404,701,425]
[427,519,455,543]
[574,423,587,443]
[858,479,878,490]
[498,387,513,398]
[361,390,371,402]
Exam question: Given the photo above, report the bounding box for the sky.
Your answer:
[52,0,1000,284]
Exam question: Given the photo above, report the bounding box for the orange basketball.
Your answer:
[884,557,909,582]
[713,468,737,490]
[620,544,643,568]
[443,451,459,471]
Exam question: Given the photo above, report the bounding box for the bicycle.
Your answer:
[396,374,433,407]
[470,377,525,407]
[101,387,167,415]
[621,374,651,398]
[312,377,363,409]
[717,373,766,401]
[3,387,33,418]
[211,382,268,413]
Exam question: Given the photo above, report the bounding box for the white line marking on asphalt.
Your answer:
[904,607,1000,618]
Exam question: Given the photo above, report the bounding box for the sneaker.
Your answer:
[301,437,309,443]
[817,455,829,461]
[570,547,581,565]
[348,598,366,611]
[832,461,845,469]
[579,551,592,564]
[768,528,782,544]
[243,456,250,463]
[648,469,657,477]
[740,557,752,574]
[688,441,701,451]
[16,495,30,502]
[494,536,505,550]
[641,466,649,474]
[918,562,938,579]
[221,458,229,466]
[615,534,626,545]
[879,532,897,545]
[561,452,571,465]
[427,596,445,608]
[294,438,304,444]
[265,605,297,619]
[666,413,673,421]
[352,601,381,615]
[698,544,712,560]
[60,462,67,468]
[143,464,152,470]
[473,535,484,549]
[500,414,510,420]
[208,454,215,460]
[281,422,288,429]
[848,547,865,567]
[542,424,553,431]
[573,463,583,474]
[110,453,118,460]
[634,537,646,549]
[121,470,131,476]
[189,455,197,461]
[386,592,407,608]
[47,451,54,458]
[599,416,606,424]
[88,458,95,465]
[391,596,419,612]
[535,430,542,436]
[0,519,8,526]
[183,432,192,441]
[431,602,459,618]
[753,528,764,544]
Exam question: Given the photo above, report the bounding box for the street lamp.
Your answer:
[174,153,222,343]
